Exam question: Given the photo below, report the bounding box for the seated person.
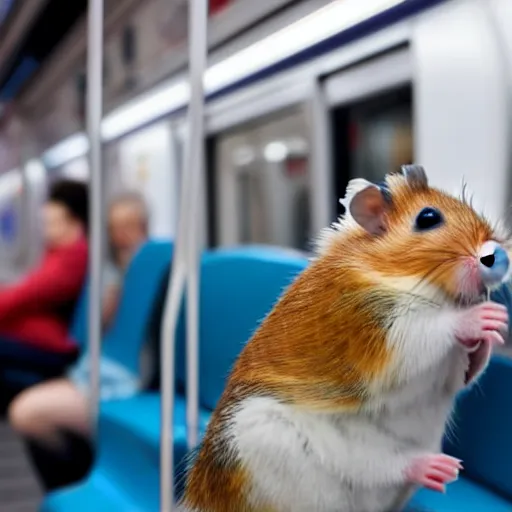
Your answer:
[8,191,149,492]
[102,192,150,328]
[0,180,89,387]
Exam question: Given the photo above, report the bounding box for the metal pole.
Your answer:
[86,0,104,435]
[186,0,208,453]
[160,235,186,511]
[308,79,334,232]
[160,0,207,509]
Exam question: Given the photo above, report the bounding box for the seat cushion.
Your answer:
[407,475,512,512]
[100,392,210,450]
[41,469,144,512]
[98,392,210,499]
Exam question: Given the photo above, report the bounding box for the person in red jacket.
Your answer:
[0,179,88,386]
[8,191,149,493]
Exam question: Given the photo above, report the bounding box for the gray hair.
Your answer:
[109,190,150,233]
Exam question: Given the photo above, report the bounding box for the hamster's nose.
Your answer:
[478,240,510,287]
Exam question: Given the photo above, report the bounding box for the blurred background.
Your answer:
[0,0,510,511]
[0,0,509,279]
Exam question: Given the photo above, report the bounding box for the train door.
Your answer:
[323,47,413,218]
[213,106,311,251]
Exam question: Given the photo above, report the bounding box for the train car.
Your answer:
[0,0,509,263]
[0,0,510,510]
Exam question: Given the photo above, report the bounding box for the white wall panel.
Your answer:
[414,0,508,224]
[118,121,178,238]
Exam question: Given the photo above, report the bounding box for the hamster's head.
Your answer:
[329,165,511,305]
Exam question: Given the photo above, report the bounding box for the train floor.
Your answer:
[0,420,42,511]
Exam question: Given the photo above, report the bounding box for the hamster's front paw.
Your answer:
[454,301,508,348]
[404,454,462,493]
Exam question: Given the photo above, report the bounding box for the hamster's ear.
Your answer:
[341,178,388,236]
[400,164,428,190]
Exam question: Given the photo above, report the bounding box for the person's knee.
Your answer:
[9,394,30,433]
[8,391,45,437]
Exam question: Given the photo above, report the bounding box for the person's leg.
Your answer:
[0,336,78,407]
[0,337,77,374]
[8,378,94,491]
[9,378,90,446]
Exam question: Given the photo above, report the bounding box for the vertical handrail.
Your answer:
[186,0,208,453]
[86,0,104,435]
[309,79,334,232]
[160,1,208,508]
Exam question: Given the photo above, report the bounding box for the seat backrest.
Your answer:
[101,240,175,375]
[140,265,186,391]
[68,283,89,348]
[176,245,308,411]
[443,355,512,500]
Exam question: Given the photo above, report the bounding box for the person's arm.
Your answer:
[101,262,122,328]
[102,283,120,328]
[0,242,88,321]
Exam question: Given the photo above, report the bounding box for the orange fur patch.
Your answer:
[229,255,396,412]
[183,445,250,510]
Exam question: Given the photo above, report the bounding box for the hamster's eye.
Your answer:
[414,207,444,232]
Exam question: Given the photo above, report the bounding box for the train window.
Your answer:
[212,107,311,251]
[331,85,413,217]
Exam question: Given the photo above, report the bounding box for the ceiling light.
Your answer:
[101,0,405,141]
[42,133,89,169]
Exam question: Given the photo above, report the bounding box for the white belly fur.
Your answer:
[226,348,469,512]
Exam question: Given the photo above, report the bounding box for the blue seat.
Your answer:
[407,476,512,512]
[68,283,90,349]
[42,240,175,512]
[67,240,174,395]
[95,393,210,511]
[42,245,308,511]
[101,240,174,375]
[101,245,308,502]
[409,355,512,510]
[40,470,144,512]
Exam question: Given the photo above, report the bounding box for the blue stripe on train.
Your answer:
[207,0,449,103]
[139,0,449,131]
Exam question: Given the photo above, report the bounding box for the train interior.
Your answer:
[0,0,510,510]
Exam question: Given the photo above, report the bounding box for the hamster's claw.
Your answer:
[405,454,462,493]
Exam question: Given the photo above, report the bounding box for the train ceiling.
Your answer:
[0,0,87,103]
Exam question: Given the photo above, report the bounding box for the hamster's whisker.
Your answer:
[425,249,464,259]
[460,180,471,207]
[446,236,476,257]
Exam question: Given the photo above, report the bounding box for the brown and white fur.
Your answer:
[178,166,509,512]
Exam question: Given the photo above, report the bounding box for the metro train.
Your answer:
[0,0,511,511]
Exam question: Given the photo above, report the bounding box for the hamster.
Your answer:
[178,165,510,512]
